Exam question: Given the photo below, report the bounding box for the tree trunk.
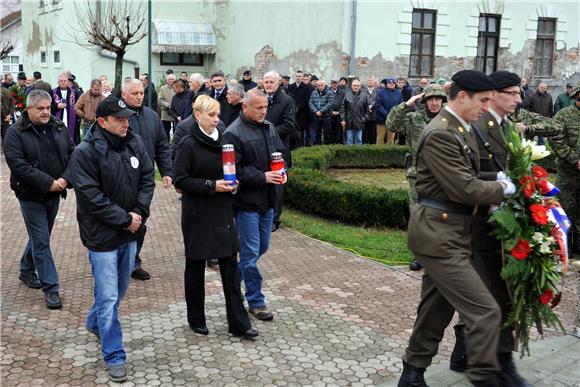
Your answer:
[114,51,125,97]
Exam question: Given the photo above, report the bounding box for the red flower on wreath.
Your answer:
[511,239,531,260]
[532,165,549,179]
[519,175,535,198]
[536,179,549,194]
[530,204,549,225]
[538,289,554,305]
[16,103,22,109]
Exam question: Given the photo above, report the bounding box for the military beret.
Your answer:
[96,95,136,118]
[570,84,580,99]
[17,72,27,80]
[489,71,521,90]
[451,70,497,92]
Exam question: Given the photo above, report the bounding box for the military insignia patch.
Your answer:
[488,120,494,127]
[458,126,464,133]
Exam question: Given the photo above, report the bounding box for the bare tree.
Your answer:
[73,0,147,95]
[0,36,14,60]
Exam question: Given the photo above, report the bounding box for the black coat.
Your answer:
[211,86,229,116]
[173,123,239,260]
[172,115,227,159]
[265,88,295,167]
[223,113,285,213]
[221,102,242,127]
[3,112,75,201]
[169,91,189,121]
[69,125,155,252]
[144,85,158,112]
[340,90,370,131]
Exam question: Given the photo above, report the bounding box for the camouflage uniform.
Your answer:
[552,84,580,253]
[509,107,562,138]
[386,85,446,206]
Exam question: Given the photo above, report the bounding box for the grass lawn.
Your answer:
[327,168,409,191]
[281,208,412,266]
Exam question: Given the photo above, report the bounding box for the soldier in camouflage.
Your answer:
[552,84,580,255]
[509,105,562,138]
[386,84,446,271]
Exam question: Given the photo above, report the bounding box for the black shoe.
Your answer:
[231,328,259,338]
[397,362,429,387]
[131,267,150,280]
[409,260,422,271]
[19,274,43,289]
[207,258,219,268]
[497,353,533,387]
[45,292,63,309]
[249,307,274,321]
[271,222,280,232]
[190,325,209,335]
[450,325,468,373]
[470,377,499,387]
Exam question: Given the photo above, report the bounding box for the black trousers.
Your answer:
[273,184,285,226]
[162,121,173,142]
[184,257,251,334]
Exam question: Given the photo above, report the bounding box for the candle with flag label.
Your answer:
[222,144,236,187]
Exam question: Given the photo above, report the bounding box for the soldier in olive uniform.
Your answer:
[552,84,580,255]
[398,70,516,387]
[386,84,447,271]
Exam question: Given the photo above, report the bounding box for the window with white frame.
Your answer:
[2,56,20,75]
[53,49,61,67]
[40,48,47,67]
[533,18,556,77]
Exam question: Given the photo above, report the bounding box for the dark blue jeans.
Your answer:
[18,197,60,293]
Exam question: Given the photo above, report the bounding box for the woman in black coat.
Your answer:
[173,95,257,338]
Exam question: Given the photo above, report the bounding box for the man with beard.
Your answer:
[121,78,172,281]
[386,84,447,271]
[75,79,104,138]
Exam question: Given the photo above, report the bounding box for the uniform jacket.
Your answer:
[552,105,580,166]
[408,108,504,258]
[223,113,285,213]
[340,90,370,131]
[158,84,176,122]
[266,87,296,167]
[173,123,240,260]
[4,113,75,201]
[69,125,155,252]
[509,107,562,138]
[240,79,257,91]
[308,86,335,117]
[125,103,172,177]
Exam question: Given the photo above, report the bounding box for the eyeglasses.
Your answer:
[498,91,521,97]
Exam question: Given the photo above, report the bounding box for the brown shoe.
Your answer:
[249,307,274,321]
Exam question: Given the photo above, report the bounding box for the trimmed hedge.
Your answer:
[287,145,410,229]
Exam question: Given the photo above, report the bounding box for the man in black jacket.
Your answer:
[69,96,155,382]
[223,88,285,322]
[122,78,172,280]
[4,90,75,309]
[288,70,312,146]
[264,71,296,231]
[210,69,228,113]
[221,83,244,127]
[239,70,258,91]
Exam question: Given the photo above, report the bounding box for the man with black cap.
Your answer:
[69,95,155,383]
[239,70,257,91]
[398,69,516,387]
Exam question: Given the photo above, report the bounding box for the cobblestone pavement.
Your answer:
[1,157,579,386]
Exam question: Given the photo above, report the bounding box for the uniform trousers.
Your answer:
[184,257,251,334]
[403,252,501,383]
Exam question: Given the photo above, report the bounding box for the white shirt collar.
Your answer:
[488,108,504,125]
[199,125,219,141]
[445,106,471,132]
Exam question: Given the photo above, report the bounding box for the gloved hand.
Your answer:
[499,180,516,196]
[496,171,512,183]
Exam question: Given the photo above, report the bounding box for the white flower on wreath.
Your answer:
[532,232,544,244]
[540,242,552,254]
[522,139,550,160]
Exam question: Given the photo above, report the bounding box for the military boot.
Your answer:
[449,325,468,372]
[497,352,533,387]
[397,362,429,387]
[470,376,499,387]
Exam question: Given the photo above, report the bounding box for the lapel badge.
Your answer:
[458,126,464,133]
[488,154,493,159]
[441,118,447,122]
[488,120,494,127]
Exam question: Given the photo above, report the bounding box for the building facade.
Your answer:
[19,0,580,92]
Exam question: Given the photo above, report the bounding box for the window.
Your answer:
[409,9,436,77]
[475,14,501,75]
[1,56,20,75]
[533,18,556,77]
[40,48,47,67]
[160,53,203,66]
[53,49,61,67]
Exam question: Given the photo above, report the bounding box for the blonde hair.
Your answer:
[193,95,220,114]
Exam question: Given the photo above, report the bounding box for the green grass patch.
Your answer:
[281,208,413,266]
[327,168,409,191]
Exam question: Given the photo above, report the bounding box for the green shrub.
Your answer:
[287,145,410,229]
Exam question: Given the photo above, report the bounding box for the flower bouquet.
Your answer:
[9,85,26,119]
[489,122,570,356]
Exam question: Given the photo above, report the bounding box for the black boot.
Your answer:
[470,376,499,387]
[397,362,429,387]
[409,259,422,271]
[497,353,533,387]
[450,325,468,372]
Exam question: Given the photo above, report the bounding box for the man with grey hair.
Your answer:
[222,82,245,127]
[183,73,210,119]
[263,70,295,231]
[158,73,176,141]
[223,88,286,321]
[121,78,172,281]
[4,89,75,309]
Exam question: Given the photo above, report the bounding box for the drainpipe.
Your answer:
[349,0,357,75]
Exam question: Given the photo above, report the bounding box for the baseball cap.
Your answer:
[96,96,137,118]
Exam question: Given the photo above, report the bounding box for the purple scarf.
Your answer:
[52,87,78,139]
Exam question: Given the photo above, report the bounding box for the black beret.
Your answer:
[68,74,76,81]
[489,71,521,90]
[451,70,497,91]
[243,70,251,75]
[96,95,136,118]
[17,72,27,80]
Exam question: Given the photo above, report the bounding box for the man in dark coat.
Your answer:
[239,70,258,91]
[340,79,370,145]
[264,71,296,231]
[3,89,75,309]
[183,73,211,120]
[308,80,335,145]
[521,82,553,118]
[122,78,172,280]
[221,83,244,127]
[223,89,285,322]
[168,79,189,124]
[288,70,312,146]
[140,73,158,112]
[69,95,155,382]
[210,69,228,113]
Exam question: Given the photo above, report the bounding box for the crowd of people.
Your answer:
[1,64,579,385]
